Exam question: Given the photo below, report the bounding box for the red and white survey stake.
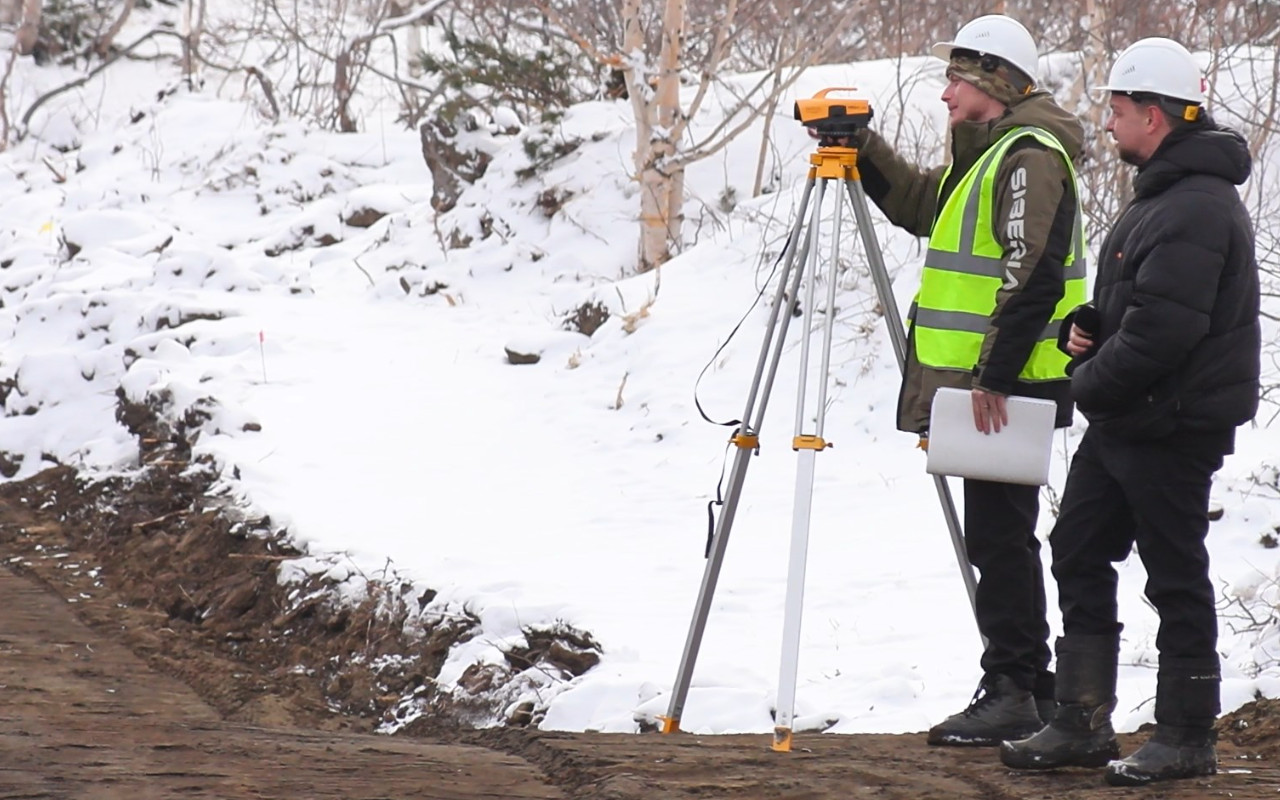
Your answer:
[258,330,268,383]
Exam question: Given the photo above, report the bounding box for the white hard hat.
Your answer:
[1095,37,1206,104]
[931,14,1040,84]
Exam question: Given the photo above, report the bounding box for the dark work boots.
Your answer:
[1106,726,1218,785]
[1001,634,1121,769]
[1033,670,1057,725]
[927,673,1043,747]
[1105,657,1220,786]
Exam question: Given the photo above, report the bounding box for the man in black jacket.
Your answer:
[1000,38,1260,786]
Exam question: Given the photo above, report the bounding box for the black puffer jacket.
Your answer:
[1066,122,1260,443]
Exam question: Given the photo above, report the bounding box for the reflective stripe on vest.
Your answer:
[912,126,1088,382]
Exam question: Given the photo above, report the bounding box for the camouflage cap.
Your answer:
[947,53,1035,107]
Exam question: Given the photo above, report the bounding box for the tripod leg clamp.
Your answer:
[792,435,830,451]
[731,433,760,450]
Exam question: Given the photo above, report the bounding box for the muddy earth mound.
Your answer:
[2,430,1279,798]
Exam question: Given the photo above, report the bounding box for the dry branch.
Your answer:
[0,45,17,148]
[92,0,137,58]
[20,28,184,131]
[243,65,280,119]
[132,510,189,531]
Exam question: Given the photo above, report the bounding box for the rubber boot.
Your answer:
[1034,670,1056,725]
[1105,657,1220,786]
[1001,635,1120,769]
[927,673,1043,747]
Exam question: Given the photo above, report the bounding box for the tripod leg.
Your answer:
[844,179,981,641]
[929,478,978,627]
[660,176,818,734]
[772,177,841,752]
[844,180,907,367]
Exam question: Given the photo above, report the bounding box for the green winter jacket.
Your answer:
[855,91,1087,433]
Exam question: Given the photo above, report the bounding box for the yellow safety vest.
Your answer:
[913,126,1087,381]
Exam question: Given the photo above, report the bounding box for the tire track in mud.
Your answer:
[0,566,564,800]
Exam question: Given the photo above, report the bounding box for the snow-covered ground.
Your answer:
[2,20,1279,738]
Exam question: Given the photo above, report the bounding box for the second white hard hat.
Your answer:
[931,14,1040,84]
[1095,37,1206,104]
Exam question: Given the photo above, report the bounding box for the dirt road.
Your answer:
[1,461,1278,799]
[0,571,563,799]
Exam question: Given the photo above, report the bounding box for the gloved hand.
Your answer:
[1060,304,1100,376]
[1073,304,1101,337]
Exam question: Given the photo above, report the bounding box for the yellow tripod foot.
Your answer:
[771,726,793,752]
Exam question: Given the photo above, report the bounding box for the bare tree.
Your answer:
[90,0,134,58]
[1069,0,1129,239]
[15,0,39,55]
[532,0,865,272]
[283,0,1274,272]
[181,0,208,89]
[189,0,450,129]
[399,0,427,77]
[622,0,683,273]
[0,45,16,147]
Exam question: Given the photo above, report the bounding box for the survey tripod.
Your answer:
[658,90,981,752]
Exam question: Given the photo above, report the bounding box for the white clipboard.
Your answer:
[925,387,1057,486]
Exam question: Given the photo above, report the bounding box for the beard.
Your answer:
[1117,146,1146,166]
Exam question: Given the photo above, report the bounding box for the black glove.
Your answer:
[1073,304,1101,336]
[1061,304,1100,377]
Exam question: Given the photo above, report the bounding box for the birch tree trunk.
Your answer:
[406,7,426,78]
[1078,0,1108,121]
[1077,0,1124,236]
[572,0,855,274]
[15,0,40,56]
[181,0,207,88]
[628,0,686,273]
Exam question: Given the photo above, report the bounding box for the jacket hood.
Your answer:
[1136,121,1253,197]
[951,91,1086,163]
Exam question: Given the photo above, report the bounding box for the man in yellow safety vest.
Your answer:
[848,14,1087,746]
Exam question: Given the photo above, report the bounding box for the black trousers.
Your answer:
[964,478,1051,693]
[1049,427,1224,661]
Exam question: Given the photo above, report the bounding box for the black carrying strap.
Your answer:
[705,438,734,557]
[692,229,795,428]
[694,232,794,557]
